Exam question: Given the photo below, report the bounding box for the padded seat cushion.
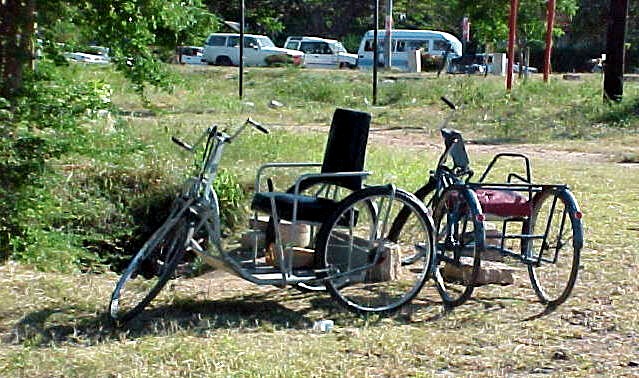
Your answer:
[251,192,339,224]
[475,189,532,218]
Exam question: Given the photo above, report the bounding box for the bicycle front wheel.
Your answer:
[432,187,485,308]
[316,186,434,315]
[525,188,582,307]
[109,215,191,323]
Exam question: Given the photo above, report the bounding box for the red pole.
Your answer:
[506,0,519,90]
[543,0,557,82]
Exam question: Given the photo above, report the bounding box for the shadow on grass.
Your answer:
[461,292,562,321]
[7,293,310,347]
[6,289,443,348]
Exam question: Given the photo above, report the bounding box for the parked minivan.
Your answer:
[284,36,358,68]
[357,29,462,71]
[203,33,303,66]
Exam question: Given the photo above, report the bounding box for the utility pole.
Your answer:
[373,0,379,105]
[603,0,629,102]
[239,0,245,99]
[383,0,392,69]
[506,0,519,91]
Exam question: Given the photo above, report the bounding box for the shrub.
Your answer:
[0,63,246,272]
[0,66,114,269]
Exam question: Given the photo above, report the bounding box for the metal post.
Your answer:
[462,16,470,55]
[604,0,629,102]
[373,0,379,105]
[383,0,392,68]
[506,0,519,91]
[239,0,245,99]
[543,0,556,82]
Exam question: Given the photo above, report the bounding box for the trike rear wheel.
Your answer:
[316,186,434,314]
[525,188,582,307]
[432,187,485,308]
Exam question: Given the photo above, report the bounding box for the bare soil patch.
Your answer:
[271,123,624,164]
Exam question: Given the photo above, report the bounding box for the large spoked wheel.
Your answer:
[109,215,191,324]
[525,188,582,307]
[316,186,434,315]
[432,187,485,308]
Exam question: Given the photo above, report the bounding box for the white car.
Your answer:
[176,46,205,65]
[284,36,358,69]
[203,33,303,67]
[513,63,538,73]
[64,46,111,64]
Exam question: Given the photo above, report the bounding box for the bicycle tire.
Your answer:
[388,178,436,244]
[525,188,582,307]
[432,187,485,308]
[109,214,191,324]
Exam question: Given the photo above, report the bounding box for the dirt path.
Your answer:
[270,124,628,165]
[368,128,619,164]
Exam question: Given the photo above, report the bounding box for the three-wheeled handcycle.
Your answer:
[389,97,584,309]
[108,108,436,323]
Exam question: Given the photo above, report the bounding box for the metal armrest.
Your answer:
[292,171,372,195]
[290,171,371,222]
[255,162,322,192]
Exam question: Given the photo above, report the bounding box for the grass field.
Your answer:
[1,65,638,376]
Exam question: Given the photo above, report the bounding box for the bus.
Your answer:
[357,29,462,71]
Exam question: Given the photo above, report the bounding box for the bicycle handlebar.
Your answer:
[247,117,269,134]
[171,136,194,152]
[440,96,457,110]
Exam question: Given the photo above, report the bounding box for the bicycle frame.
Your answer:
[169,122,303,286]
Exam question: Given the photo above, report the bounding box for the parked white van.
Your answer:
[284,36,358,68]
[357,29,462,71]
[203,33,303,66]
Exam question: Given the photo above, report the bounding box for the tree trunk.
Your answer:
[0,0,36,100]
[604,0,629,102]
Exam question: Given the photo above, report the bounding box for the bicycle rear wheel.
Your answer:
[109,215,191,323]
[525,188,582,307]
[432,187,485,308]
[316,186,434,314]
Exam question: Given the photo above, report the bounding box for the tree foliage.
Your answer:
[1,0,219,98]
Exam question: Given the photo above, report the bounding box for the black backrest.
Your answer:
[441,128,470,170]
[319,108,371,191]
